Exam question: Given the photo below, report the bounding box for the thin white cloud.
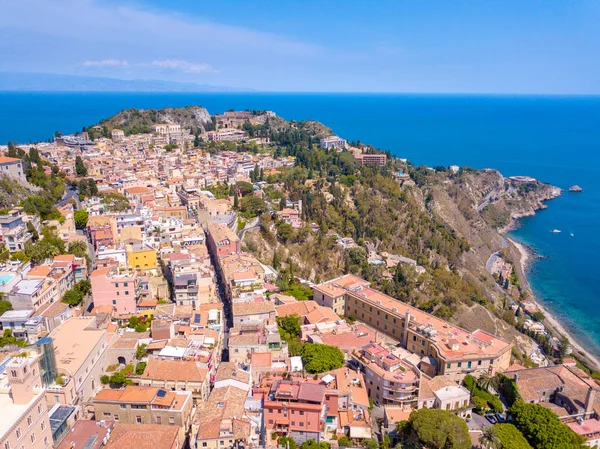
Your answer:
[150,59,217,74]
[82,59,128,67]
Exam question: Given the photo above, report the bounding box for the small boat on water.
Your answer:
[570,233,575,237]
[551,229,561,233]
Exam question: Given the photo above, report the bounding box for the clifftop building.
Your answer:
[314,275,512,381]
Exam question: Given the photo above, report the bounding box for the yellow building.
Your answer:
[126,243,158,271]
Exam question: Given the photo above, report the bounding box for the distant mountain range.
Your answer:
[0,72,252,92]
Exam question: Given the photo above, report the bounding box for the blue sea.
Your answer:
[1,92,600,355]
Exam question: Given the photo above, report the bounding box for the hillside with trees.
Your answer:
[87,105,213,138]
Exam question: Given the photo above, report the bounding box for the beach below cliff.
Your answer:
[507,234,600,370]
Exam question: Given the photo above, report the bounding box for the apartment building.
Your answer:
[50,317,108,404]
[263,380,327,443]
[90,267,139,314]
[356,153,387,167]
[0,352,53,449]
[314,275,512,381]
[139,359,210,402]
[126,243,158,271]
[93,386,193,444]
[353,343,421,408]
[0,210,39,252]
[0,156,27,182]
[206,224,240,258]
[193,384,252,449]
[232,302,276,327]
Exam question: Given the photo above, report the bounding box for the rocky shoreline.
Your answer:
[499,187,600,370]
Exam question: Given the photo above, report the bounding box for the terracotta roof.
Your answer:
[0,156,21,164]
[104,424,179,449]
[141,359,208,383]
[233,301,275,316]
[251,352,272,368]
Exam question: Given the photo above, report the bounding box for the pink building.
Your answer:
[90,267,139,314]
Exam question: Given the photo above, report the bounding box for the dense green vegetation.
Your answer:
[6,143,66,221]
[61,280,91,306]
[397,408,471,449]
[494,424,533,449]
[88,106,213,137]
[463,374,503,413]
[509,401,586,449]
[300,343,344,373]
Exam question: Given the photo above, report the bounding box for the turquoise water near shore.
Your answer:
[1,92,599,354]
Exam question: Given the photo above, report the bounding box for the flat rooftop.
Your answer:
[50,318,106,375]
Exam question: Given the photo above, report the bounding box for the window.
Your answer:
[412,336,417,342]
[203,444,207,447]
[124,282,128,287]
[41,421,45,431]
[120,404,126,409]
[115,283,119,287]
[478,360,482,366]
[457,362,462,368]
[299,422,304,427]
[37,404,42,414]
[10,370,17,377]
[44,437,49,447]
[136,416,142,424]
[299,411,304,416]
[112,300,117,305]
[447,363,451,369]
[125,291,129,295]
[169,417,175,424]
[291,421,295,426]
[5,442,10,449]
[156,416,162,424]
[268,420,273,424]
[16,429,21,438]
[113,414,119,421]
[30,434,35,443]
[103,412,112,417]
[27,416,32,426]
[54,395,60,403]
[467,361,472,369]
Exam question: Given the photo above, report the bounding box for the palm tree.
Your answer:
[479,426,502,449]
[477,373,500,392]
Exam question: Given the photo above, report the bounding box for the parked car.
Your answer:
[485,414,497,424]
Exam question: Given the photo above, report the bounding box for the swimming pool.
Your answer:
[0,273,16,286]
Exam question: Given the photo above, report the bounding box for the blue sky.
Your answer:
[1,0,599,93]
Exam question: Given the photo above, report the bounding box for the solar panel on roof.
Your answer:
[156,389,167,397]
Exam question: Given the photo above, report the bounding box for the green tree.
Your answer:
[338,437,351,447]
[277,314,302,340]
[136,343,148,359]
[272,250,279,270]
[407,408,471,449]
[478,426,501,449]
[278,436,297,449]
[74,209,89,228]
[100,375,110,385]
[102,193,131,212]
[477,373,500,392]
[301,343,344,373]
[75,156,87,177]
[135,362,147,375]
[0,299,13,316]
[494,424,532,449]
[239,195,267,218]
[109,372,126,386]
[276,221,294,243]
[62,288,84,306]
[509,401,586,449]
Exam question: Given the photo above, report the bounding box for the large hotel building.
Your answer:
[313,275,512,381]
